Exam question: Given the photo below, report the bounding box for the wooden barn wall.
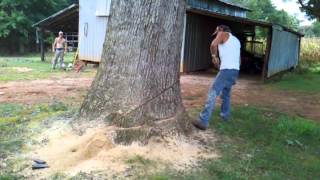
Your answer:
[267,26,300,77]
[186,0,247,17]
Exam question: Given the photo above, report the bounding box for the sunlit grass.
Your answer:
[0,53,96,82]
[145,106,320,179]
[267,63,320,93]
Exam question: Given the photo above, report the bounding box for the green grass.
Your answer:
[0,102,72,179]
[268,64,320,93]
[1,104,320,179]
[145,106,320,180]
[126,155,155,166]
[0,53,96,82]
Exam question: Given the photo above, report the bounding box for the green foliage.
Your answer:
[126,155,154,166]
[301,21,320,37]
[0,0,75,54]
[300,37,320,63]
[297,0,320,20]
[0,0,70,38]
[231,0,299,30]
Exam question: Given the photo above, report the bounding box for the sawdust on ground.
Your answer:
[11,67,33,72]
[27,121,218,178]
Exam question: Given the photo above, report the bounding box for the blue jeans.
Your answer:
[200,69,239,126]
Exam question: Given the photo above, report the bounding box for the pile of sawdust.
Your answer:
[12,67,33,72]
[28,122,218,178]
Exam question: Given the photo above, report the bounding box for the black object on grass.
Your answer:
[33,159,47,164]
[32,163,49,170]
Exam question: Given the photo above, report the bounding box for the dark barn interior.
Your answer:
[33,4,79,61]
[182,9,271,78]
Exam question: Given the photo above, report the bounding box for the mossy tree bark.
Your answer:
[79,0,191,143]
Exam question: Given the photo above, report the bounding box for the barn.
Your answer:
[33,0,303,80]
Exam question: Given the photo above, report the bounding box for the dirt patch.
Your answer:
[181,74,320,121]
[0,78,92,104]
[26,122,217,178]
[1,73,319,120]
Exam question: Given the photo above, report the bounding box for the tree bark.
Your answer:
[79,0,191,143]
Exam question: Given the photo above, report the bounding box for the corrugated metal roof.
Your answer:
[187,7,303,36]
[33,4,79,27]
[216,0,251,11]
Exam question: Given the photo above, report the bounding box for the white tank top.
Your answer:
[218,33,241,70]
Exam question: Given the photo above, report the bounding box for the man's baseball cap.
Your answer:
[59,31,63,35]
[212,25,231,36]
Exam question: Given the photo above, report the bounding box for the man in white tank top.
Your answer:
[193,25,240,130]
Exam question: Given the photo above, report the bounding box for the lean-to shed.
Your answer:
[34,0,303,80]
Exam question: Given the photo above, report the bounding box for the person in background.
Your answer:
[52,31,67,70]
[193,25,241,130]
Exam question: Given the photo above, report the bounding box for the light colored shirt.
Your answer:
[218,33,241,70]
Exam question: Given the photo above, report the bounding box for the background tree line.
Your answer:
[230,0,320,36]
[0,0,319,54]
[0,0,77,54]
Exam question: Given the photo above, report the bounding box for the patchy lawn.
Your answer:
[1,56,320,179]
[0,102,74,179]
[0,53,96,82]
[1,103,319,179]
[268,64,320,93]
[145,106,320,179]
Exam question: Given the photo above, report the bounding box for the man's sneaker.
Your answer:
[192,120,208,130]
[220,116,229,121]
[220,113,230,121]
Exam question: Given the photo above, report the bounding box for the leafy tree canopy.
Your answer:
[300,21,320,36]
[231,0,300,30]
[0,0,73,38]
[297,0,320,20]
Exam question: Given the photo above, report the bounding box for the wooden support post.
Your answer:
[39,29,45,62]
[261,27,272,82]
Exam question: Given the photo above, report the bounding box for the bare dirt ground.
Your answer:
[0,73,319,120]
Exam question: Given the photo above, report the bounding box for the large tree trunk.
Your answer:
[79,0,191,144]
